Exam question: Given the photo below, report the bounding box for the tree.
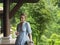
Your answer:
[10,0,60,45]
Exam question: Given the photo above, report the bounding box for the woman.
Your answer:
[15,13,33,45]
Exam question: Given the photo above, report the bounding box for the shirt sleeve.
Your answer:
[26,22,32,34]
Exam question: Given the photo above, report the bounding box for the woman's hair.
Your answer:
[20,13,27,20]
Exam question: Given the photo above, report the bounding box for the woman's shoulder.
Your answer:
[25,21,31,26]
[26,21,30,24]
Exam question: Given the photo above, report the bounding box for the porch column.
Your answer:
[3,0,10,37]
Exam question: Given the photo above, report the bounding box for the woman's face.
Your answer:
[20,15,26,22]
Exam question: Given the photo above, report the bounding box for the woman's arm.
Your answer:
[15,32,19,36]
[28,33,32,41]
[26,22,33,41]
[15,24,19,36]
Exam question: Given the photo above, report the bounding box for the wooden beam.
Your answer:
[0,10,3,13]
[0,13,3,19]
[0,10,3,19]
[9,0,39,18]
[0,0,17,3]
[0,0,39,3]
[0,0,39,19]
[9,0,23,18]
[23,0,39,3]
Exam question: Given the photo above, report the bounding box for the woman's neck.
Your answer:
[20,21,26,23]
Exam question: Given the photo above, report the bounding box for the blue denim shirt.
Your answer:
[15,21,32,45]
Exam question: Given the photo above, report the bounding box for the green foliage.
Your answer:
[10,0,60,45]
[0,3,3,7]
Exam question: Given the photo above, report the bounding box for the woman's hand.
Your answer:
[15,32,19,36]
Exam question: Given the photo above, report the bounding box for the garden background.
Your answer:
[0,0,60,45]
